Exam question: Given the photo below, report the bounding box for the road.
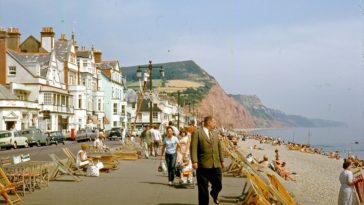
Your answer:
[0,140,122,162]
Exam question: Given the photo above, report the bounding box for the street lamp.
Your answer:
[137,60,163,127]
[177,90,180,129]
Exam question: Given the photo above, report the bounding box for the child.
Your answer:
[179,155,193,184]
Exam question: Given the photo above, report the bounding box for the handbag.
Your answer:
[161,160,167,175]
[87,165,99,177]
[96,161,104,170]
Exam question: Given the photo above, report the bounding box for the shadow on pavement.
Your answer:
[140,181,169,186]
[156,204,196,205]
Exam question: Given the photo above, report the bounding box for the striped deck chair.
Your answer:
[353,168,364,205]
[267,173,298,205]
[246,171,295,205]
[239,178,271,205]
[0,167,21,205]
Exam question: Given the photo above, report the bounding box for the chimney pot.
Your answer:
[41,26,55,52]
[60,34,66,41]
[6,27,20,52]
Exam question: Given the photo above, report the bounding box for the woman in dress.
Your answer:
[160,126,180,185]
[178,129,190,157]
[76,144,92,169]
[338,161,362,205]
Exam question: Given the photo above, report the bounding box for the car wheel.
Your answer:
[24,141,29,148]
[13,142,18,149]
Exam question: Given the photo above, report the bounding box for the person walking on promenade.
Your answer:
[160,126,180,185]
[169,121,180,137]
[190,116,224,205]
[140,125,152,159]
[152,125,162,156]
[338,161,363,205]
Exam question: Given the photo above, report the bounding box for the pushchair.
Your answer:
[175,157,195,188]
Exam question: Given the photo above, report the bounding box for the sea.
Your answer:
[242,126,364,160]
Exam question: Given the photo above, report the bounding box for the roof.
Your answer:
[8,50,50,65]
[54,40,71,61]
[0,85,18,100]
[139,99,162,112]
[96,60,118,70]
[7,50,50,78]
[76,50,91,58]
[100,71,111,80]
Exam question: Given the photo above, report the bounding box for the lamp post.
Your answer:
[137,61,164,127]
[177,90,180,129]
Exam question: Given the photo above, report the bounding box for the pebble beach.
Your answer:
[240,139,343,205]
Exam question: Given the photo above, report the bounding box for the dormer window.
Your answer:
[8,66,16,75]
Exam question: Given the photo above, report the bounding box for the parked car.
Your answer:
[46,131,65,145]
[0,130,29,149]
[75,129,96,142]
[20,128,48,146]
[108,127,122,141]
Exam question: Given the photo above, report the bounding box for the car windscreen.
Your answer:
[0,133,11,138]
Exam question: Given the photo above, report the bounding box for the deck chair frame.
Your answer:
[0,167,21,205]
[48,154,81,182]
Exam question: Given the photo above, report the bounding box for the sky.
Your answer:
[0,0,363,128]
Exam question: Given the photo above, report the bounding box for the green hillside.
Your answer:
[121,60,215,105]
[122,60,215,82]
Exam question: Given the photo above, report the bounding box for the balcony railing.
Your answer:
[41,104,74,113]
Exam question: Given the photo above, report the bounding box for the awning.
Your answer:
[103,116,110,125]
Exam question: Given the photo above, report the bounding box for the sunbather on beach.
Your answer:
[274,149,282,164]
[280,162,296,181]
[258,155,269,170]
[328,151,341,160]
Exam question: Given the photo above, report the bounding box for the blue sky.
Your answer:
[1,0,363,128]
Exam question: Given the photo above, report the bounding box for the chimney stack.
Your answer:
[40,27,55,52]
[7,27,20,52]
[59,34,66,41]
[0,29,8,85]
[93,49,102,63]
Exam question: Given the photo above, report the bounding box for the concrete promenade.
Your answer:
[17,157,244,205]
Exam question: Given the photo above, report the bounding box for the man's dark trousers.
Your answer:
[196,167,222,205]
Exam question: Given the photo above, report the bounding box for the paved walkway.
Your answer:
[17,158,245,205]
